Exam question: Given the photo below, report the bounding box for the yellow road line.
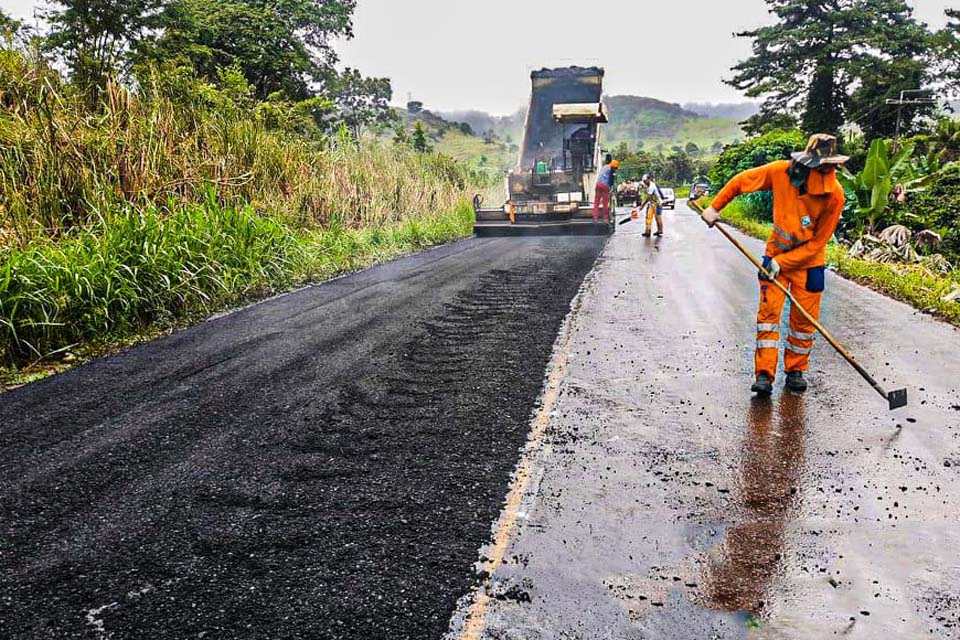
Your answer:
[457,321,575,639]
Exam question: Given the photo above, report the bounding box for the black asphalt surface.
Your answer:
[0,236,605,639]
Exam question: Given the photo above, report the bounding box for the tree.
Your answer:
[929,117,960,163]
[847,57,934,141]
[43,0,163,97]
[411,120,432,153]
[664,151,694,185]
[393,123,410,147]
[711,140,724,154]
[142,0,355,100]
[741,108,798,137]
[685,142,700,157]
[934,9,960,95]
[326,67,395,137]
[728,0,932,134]
[1,9,21,37]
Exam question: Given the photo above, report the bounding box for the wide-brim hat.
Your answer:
[791,133,850,168]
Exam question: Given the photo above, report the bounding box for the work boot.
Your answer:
[785,371,808,392]
[751,373,773,395]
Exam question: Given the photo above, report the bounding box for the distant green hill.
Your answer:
[437,110,525,147]
[393,107,516,172]
[602,95,742,153]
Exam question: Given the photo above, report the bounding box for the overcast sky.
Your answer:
[3,0,954,114]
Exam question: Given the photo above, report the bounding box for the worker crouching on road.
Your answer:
[701,134,848,395]
[593,159,619,223]
[640,174,665,237]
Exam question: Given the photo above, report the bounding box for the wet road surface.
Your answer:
[451,205,960,639]
[0,236,605,639]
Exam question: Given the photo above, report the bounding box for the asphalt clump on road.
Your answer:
[0,238,604,639]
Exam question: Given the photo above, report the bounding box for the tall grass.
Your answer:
[0,46,483,248]
[0,198,475,368]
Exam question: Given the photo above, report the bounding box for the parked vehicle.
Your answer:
[690,180,711,202]
[660,187,676,209]
[617,181,641,206]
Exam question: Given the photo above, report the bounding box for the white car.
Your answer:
[660,188,676,210]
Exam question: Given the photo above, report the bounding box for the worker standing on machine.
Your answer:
[700,134,848,395]
[593,159,619,223]
[640,174,664,237]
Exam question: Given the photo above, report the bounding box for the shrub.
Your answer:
[894,164,960,259]
[708,129,806,187]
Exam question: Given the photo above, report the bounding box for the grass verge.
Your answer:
[714,197,960,327]
[0,200,474,388]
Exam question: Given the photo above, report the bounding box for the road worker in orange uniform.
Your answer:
[701,134,848,395]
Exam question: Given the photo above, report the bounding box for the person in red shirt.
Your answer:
[593,159,619,223]
[701,134,848,394]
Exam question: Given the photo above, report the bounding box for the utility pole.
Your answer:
[885,89,936,152]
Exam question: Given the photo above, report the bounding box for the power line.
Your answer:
[885,89,937,151]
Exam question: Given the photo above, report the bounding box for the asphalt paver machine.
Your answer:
[474,66,613,236]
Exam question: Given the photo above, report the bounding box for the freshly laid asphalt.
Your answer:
[451,205,960,639]
[0,236,604,639]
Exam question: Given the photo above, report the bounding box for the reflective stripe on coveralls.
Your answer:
[774,226,804,245]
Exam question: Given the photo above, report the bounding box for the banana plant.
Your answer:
[838,139,901,234]
[837,138,948,235]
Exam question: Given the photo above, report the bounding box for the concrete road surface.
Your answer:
[450,204,960,639]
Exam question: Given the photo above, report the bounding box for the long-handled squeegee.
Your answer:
[687,199,908,411]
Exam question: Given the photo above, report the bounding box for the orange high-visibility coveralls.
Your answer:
[711,160,844,380]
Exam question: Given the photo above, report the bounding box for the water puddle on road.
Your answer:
[699,395,806,622]
[599,394,810,637]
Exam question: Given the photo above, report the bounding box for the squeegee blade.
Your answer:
[888,388,908,411]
